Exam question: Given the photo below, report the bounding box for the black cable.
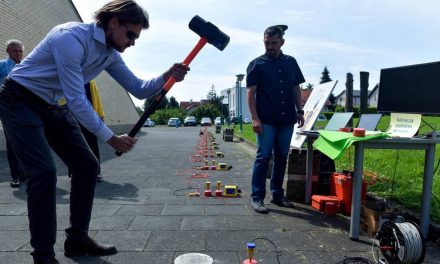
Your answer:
[173,187,197,196]
[251,237,282,264]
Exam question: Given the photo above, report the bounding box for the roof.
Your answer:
[301,89,331,106]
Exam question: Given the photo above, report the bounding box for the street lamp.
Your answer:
[226,89,231,124]
[236,74,245,132]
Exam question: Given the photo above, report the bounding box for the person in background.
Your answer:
[67,80,105,182]
[0,39,25,188]
[0,1,189,263]
[246,25,305,214]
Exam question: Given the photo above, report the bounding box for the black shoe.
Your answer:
[270,196,294,208]
[33,257,60,264]
[64,234,117,257]
[10,179,20,188]
[251,200,268,214]
[97,174,104,182]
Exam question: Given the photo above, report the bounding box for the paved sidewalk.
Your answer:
[0,126,439,263]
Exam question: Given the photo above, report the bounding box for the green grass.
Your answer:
[233,117,440,222]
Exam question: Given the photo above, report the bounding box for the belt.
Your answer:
[4,78,61,108]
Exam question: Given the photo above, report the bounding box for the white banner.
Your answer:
[290,80,337,149]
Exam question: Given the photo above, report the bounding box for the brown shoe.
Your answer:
[64,234,117,257]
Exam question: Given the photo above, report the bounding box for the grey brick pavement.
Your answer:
[0,126,439,264]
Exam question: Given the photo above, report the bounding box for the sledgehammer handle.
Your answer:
[115,37,208,156]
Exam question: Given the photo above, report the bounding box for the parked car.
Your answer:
[243,117,252,124]
[183,116,197,126]
[317,115,327,121]
[214,117,221,126]
[143,118,155,127]
[167,117,180,127]
[200,117,212,126]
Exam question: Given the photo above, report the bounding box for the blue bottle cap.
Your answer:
[247,242,255,249]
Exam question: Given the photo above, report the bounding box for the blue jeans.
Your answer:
[0,79,99,260]
[251,123,294,202]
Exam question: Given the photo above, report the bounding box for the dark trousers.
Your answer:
[4,132,25,181]
[68,123,101,177]
[0,79,99,260]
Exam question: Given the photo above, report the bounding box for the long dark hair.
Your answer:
[94,0,149,30]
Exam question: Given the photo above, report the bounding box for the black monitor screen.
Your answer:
[377,61,440,114]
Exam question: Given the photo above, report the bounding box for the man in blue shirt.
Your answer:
[246,25,305,214]
[0,1,189,263]
[0,39,25,188]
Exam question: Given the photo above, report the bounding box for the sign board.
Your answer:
[386,113,421,138]
[290,80,337,149]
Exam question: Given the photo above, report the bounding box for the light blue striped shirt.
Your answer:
[9,22,164,141]
[0,57,15,84]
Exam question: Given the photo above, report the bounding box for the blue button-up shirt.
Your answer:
[246,52,305,126]
[9,22,165,141]
[0,57,15,84]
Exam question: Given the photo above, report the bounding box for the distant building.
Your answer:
[335,84,379,107]
[221,86,251,120]
[180,101,201,113]
[301,88,332,112]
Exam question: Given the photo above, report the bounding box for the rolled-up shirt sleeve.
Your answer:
[49,30,114,142]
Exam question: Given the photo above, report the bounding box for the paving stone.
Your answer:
[89,215,135,231]
[93,230,151,251]
[205,205,252,216]
[161,204,204,216]
[129,216,182,231]
[0,231,29,251]
[181,216,230,230]
[115,204,163,216]
[0,204,27,216]
[144,231,205,252]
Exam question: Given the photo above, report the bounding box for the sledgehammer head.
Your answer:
[189,15,230,51]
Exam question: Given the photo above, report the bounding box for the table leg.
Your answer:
[305,138,314,204]
[420,143,435,239]
[350,142,364,240]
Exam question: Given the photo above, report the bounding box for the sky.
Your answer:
[71,0,440,107]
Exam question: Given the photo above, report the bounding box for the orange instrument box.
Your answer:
[311,195,341,213]
[331,173,366,215]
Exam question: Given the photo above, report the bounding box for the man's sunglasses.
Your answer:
[124,24,139,40]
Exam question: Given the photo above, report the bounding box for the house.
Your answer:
[335,83,379,107]
[301,88,332,111]
[180,101,201,113]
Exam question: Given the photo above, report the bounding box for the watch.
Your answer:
[297,110,304,115]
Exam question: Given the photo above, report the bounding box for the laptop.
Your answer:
[323,112,354,131]
[356,113,382,131]
[304,112,354,134]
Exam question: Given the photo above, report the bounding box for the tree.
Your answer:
[191,103,221,121]
[168,96,179,109]
[206,84,227,117]
[207,84,217,101]
[135,106,144,116]
[320,66,332,84]
[305,83,314,90]
[143,95,169,111]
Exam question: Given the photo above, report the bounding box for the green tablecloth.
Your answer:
[313,130,390,160]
